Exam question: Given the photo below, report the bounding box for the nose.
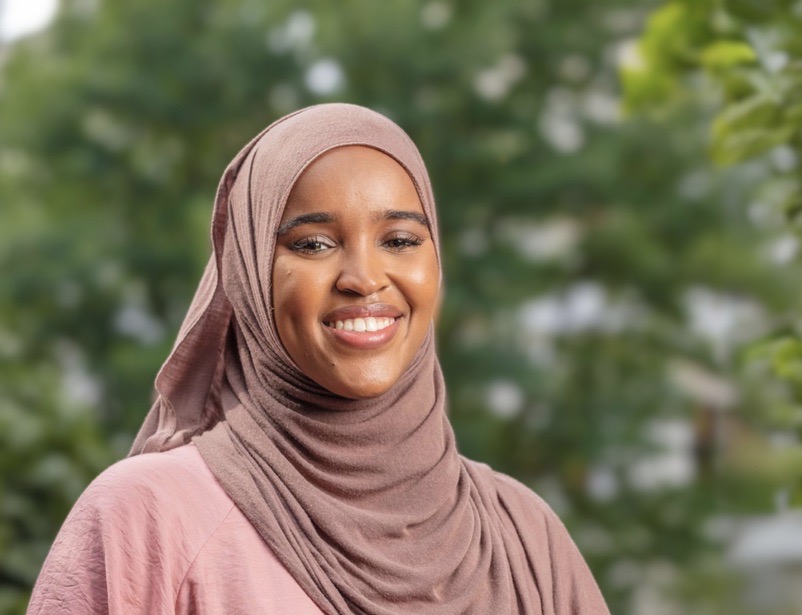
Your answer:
[335,244,390,297]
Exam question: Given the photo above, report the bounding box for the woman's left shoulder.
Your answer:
[462,457,560,523]
[463,458,611,615]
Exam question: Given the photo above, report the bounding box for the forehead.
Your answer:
[281,146,425,219]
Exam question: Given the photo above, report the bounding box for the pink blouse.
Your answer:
[28,444,325,614]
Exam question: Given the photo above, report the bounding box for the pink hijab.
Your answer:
[130,103,608,614]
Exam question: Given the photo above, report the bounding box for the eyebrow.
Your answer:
[276,212,336,236]
[276,209,429,236]
[377,210,429,227]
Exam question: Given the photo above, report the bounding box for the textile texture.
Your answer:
[29,445,326,614]
[129,103,608,615]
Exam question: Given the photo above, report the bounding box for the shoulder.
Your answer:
[462,457,559,524]
[29,445,237,614]
[90,443,216,494]
[56,444,238,576]
[466,458,580,551]
[84,444,232,517]
[463,458,610,614]
[62,442,236,553]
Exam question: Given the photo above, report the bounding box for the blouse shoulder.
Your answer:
[28,445,236,615]
[85,444,232,518]
[68,444,236,549]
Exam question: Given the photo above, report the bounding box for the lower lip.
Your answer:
[323,318,401,350]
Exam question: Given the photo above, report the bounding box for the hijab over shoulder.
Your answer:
[129,103,608,615]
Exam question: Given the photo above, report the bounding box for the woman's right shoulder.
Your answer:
[28,445,237,614]
[86,444,214,498]
[78,443,234,528]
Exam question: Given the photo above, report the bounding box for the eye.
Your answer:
[383,232,424,252]
[290,235,336,254]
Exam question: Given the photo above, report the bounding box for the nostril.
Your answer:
[334,269,389,297]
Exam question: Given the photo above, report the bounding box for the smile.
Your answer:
[325,317,396,332]
[320,305,403,350]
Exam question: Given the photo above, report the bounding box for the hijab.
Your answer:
[130,103,608,614]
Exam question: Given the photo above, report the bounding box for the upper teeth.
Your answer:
[329,317,395,332]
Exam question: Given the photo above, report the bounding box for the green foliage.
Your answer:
[626,0,802,611]
[749,337,802,388]
[700,40,757,70]
[621,2,719,112]
[624,0,802,173]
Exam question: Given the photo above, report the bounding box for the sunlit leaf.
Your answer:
[700,40,756,70]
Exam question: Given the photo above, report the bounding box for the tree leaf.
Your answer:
[711,125,795,165]
[701,40,757,70]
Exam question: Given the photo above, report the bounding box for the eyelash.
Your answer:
[383,233,424,251]
[288,233,424,254]
[289,236,335,254]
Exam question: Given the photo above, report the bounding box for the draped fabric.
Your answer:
[130,103,608,615]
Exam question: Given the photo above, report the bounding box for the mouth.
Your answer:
[321,304,404,349]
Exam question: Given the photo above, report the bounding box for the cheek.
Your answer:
[414,250,441,303]
[271,259,293,312]
[271,257,313,339]
[398,250,440,319]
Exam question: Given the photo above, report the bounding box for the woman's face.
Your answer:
[272,146,440,399]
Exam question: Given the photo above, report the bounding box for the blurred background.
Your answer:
[3,0,802,613]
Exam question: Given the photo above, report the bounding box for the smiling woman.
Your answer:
[27,104,609,614]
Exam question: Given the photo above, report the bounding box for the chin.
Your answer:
[332,382,393,401]
[323,370,398,400]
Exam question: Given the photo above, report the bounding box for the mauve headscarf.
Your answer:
[130,103,608,614]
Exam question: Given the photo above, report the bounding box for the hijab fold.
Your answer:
[130,103,607,615]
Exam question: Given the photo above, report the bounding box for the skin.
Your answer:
[272,146,440,399]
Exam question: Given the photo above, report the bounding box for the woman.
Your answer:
[29,103,609,614]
